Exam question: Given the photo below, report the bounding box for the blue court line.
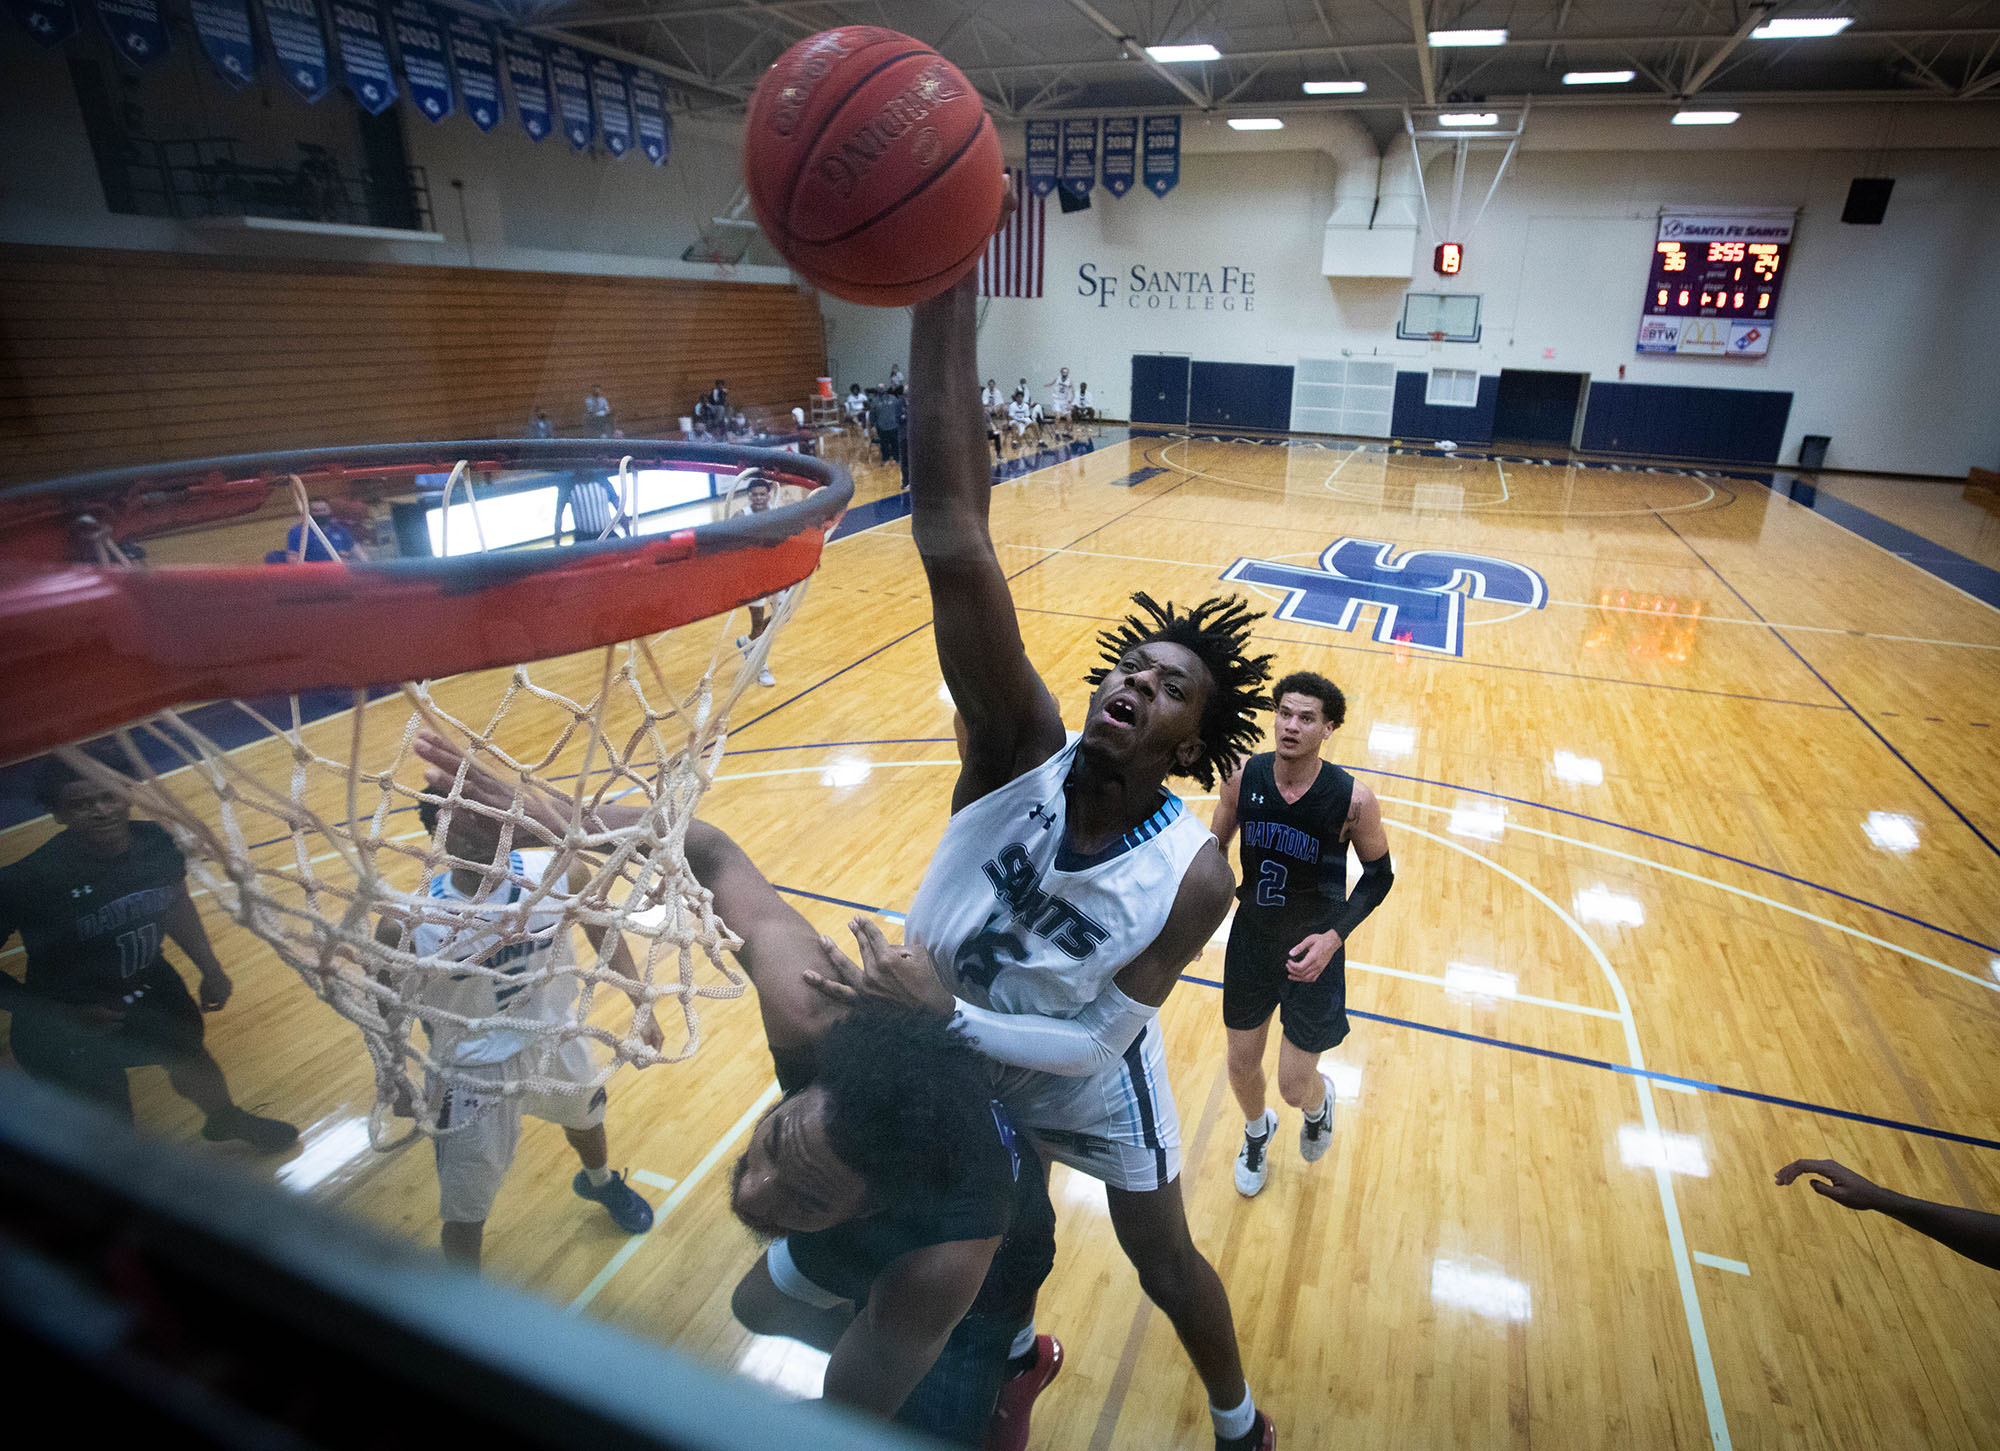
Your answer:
[1655,513,2000,865]
[771,893,2000,1155]
[1768,476,2000,611]
[1341,762,2000,957]
[1013,603,1844,714]
[0,687,400,833]
[1180,971,2000,1152]
[827,435,1116,543]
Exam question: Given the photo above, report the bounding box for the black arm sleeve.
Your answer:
[1332,849,1394,941]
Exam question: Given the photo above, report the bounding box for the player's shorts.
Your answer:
[994,1021,1181,1193]
[430,1035,606,1224]
[8,964,207,1121]
[1222,918,1351,1053]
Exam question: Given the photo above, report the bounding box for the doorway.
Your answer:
[1492,369,1589,449]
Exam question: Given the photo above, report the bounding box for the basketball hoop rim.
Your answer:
[0,440,852,763]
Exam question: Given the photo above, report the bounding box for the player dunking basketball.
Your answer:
[807,257,1278,1450]
[1207,672,1394,1197]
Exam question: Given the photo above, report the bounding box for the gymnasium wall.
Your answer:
[820,125,2000,478]
[0,247,827,484]
[0,21,789,284]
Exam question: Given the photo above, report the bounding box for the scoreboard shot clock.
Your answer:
[1636,210,1794,357]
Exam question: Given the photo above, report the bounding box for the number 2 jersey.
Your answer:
[409,849,577,1067]
[1232,753,1356,936]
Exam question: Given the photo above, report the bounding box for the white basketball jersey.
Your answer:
[410,849,575,1066]
[906,737,1213,1018]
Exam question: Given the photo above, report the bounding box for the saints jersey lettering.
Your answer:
[980,844,1111,959]
[907,737,1213,1022]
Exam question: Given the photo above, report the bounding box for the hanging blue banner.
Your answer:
[190,0,257,85]
[1024,119,1059,198]
[590,55,631,157]
[93,0,169,67]
[8,0,81,46]
[447,13,501,131]
[389,0,450,121]
[1142,114,1181,197]
[502,36,551,141]
[262,0,330,102]
[629,65,667,165]
[1100,115,1137,197]
[1058,117,1097,199]
[547,44,593,151]
[331,0,395,113]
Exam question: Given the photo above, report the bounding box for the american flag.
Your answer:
[979,170,1045,299]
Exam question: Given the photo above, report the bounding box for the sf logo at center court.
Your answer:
[1221,538,1546,657]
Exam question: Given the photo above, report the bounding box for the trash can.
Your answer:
[1799,435,1830,470]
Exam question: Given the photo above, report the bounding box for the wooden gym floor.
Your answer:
[3,432,1998,1449]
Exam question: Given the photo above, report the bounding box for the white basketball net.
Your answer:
[61,460,806,1147]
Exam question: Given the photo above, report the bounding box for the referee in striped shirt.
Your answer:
[554,473,624,545]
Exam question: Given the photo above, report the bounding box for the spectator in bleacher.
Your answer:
[888,363,904,390]
[285,498,369,564]
[554,473,624,545]
[528,409,555,438]
[584,386,614,438]
[872,388,905,467]
[701,380,730,426]
[728,412,753,441]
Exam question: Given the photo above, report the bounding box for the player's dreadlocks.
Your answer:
[1087,592,1273,790]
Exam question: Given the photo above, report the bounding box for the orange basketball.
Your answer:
[744,27,1004,308]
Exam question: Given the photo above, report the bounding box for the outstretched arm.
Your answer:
[1777,1159,2000,1271]
[908,264,1065,810]
[682,820,842,1058]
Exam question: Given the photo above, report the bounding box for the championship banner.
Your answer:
[1100,115,1137,197]
[331,0,396,114]
[390,0,451,121]
[503,36,551,141]
[590,55,631,157]
[629,65,667,164]
[1058,117,1097,199]
[7,0,82,47]
[1142,114,1180,197]
[190,0,257,84]
[93,0,169,66]
[262,0,331,102]
[547,44,594,151]
[447,13,502,131]
[1024,119,1058,197]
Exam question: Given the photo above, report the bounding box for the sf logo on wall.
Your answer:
[1221,538,1546,657]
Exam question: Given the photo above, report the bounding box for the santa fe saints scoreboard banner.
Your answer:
[5,0,682,167]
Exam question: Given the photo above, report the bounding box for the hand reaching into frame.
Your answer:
[803,917,954,1017]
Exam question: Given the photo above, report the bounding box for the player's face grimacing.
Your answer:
[1081,640,1212,777]
[1272,691,1334,760]
[54,779,132,854]
[730,1085,871,1237]
[440,806,507,869]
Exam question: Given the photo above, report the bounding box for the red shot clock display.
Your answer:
[1636,211,1793,358]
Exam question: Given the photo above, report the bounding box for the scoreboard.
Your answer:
[1636,211,1794,357]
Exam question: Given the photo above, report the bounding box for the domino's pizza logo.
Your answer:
[1221,538,1547,658]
